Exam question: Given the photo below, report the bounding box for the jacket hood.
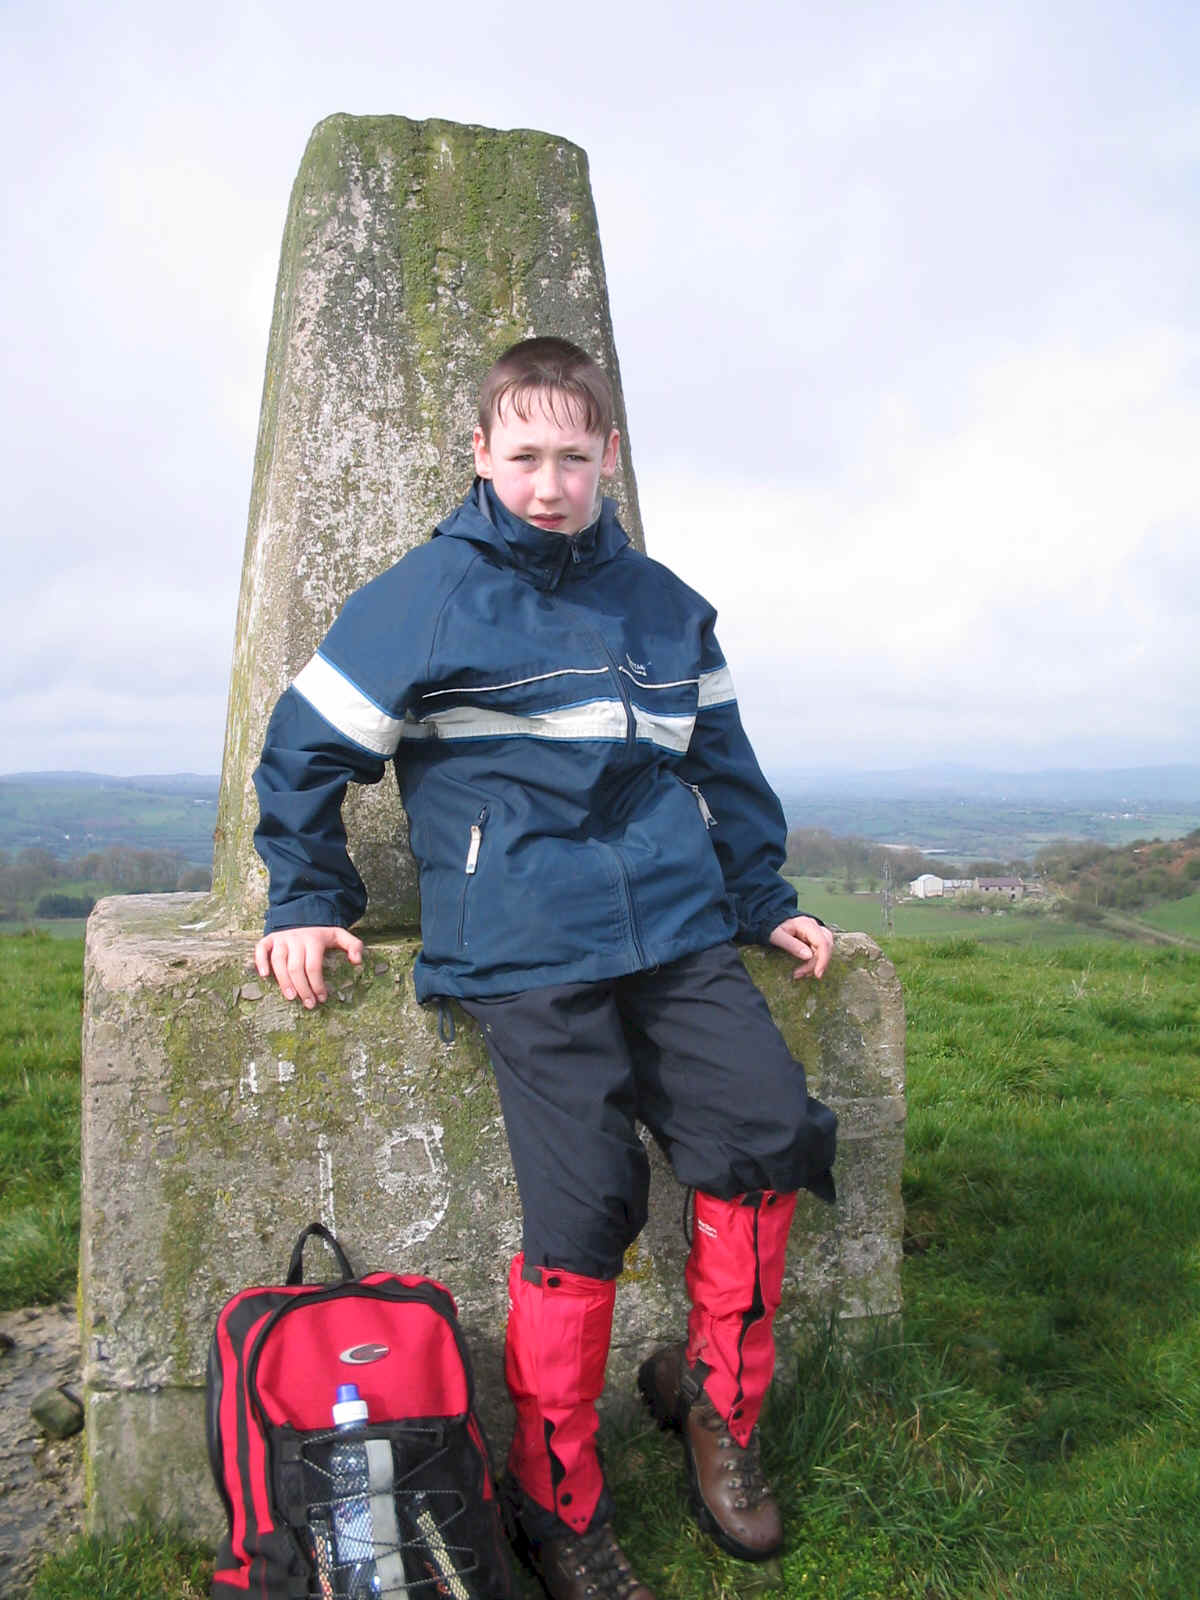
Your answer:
[433,479,630,590]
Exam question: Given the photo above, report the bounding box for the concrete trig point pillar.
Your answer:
[80,114,906,1537]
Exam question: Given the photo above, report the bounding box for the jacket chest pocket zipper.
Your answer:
[465,822,484,874]
[590,630,636,751]
[690,784,717,829]
[458,807,488,945]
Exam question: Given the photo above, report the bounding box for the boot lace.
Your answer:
[693,1397,773,1512]
[565,1523,645,1599]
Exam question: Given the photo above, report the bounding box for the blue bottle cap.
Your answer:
[336,1383,361,1405]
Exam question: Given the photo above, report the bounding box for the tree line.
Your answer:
[782,827,1020,890]
[0,845,211,920]
[787,823,1200,913]
[1034,830,1200,911]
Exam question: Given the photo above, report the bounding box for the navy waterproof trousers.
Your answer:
[460,941,837,1280]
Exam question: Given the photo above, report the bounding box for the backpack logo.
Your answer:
[339,1342,390,1364]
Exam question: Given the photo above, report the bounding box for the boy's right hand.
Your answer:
[254,926,364,1008]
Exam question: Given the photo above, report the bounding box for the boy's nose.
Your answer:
[533,462,563,501]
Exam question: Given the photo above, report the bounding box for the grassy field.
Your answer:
[1,918,91,941]
[9,931,1200,1597]
[788,877,1118,946]
[1137,889,1200,939]
[0,933,83,1309]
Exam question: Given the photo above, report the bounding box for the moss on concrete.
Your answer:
[617,1237,653,1285]
[742,939,906,1102]
[88,921,512,1379]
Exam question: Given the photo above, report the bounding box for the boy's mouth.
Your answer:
[529,513,566,529]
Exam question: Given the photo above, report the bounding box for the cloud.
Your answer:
[643,327,1200,770]
[6,681,228,775]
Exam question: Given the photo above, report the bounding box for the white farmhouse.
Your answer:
[909,874,945,898]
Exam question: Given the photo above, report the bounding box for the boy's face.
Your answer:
[473,391,619,536]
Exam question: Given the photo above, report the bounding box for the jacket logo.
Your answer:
[696,1220,718,1239]
[625,655,647,675]
[339,1342,390,1365]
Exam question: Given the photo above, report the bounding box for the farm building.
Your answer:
[977,877,1024,900]
[910,874,945,898]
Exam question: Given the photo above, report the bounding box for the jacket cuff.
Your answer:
[263,895,356,935]
[753,904,827,946]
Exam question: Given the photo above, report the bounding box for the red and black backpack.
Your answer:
[207,1223,512,1598]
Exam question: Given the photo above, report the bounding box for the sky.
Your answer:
[3,0,1198,782]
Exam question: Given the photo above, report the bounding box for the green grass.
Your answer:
[1138,889,1200,939]
[1,918,91,940]
[607,1323,1023,1599]
[29,1521,211,1599]
[615,937,1200,1597]
[0,931,83,1308]
[10,933,1200,1596]
[879,937,1200,1596]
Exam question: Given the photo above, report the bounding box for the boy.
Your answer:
[253,337,837,1600]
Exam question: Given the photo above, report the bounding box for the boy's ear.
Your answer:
[600,428,620,478]
[472,425,492,478]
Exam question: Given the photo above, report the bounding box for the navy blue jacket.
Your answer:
[253,484,799,1001]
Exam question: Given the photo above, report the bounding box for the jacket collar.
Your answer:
[433,479,630,590]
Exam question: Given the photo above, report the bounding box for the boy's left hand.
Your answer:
[769,915,834,979]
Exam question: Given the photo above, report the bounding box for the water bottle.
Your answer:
[329,1383,380,1598]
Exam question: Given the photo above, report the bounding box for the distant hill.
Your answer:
[2,771,217,796]
[4,765,1199,870]
[777,763,1200,807]
[0,773,219,862]
[775,765,1200,864]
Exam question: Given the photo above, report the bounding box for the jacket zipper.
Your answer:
[591,630,637,753]
[611,847,648,969]
[690,784,717,829]
[458,807,488,945]
[465,818,485,874]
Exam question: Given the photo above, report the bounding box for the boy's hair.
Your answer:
[478,336,614,441]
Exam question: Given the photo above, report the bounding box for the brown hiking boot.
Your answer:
[532,1522,655,1600]
[501,1481,654,1600]
[517,1520,655,1600]
[637,1343,782,1562]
